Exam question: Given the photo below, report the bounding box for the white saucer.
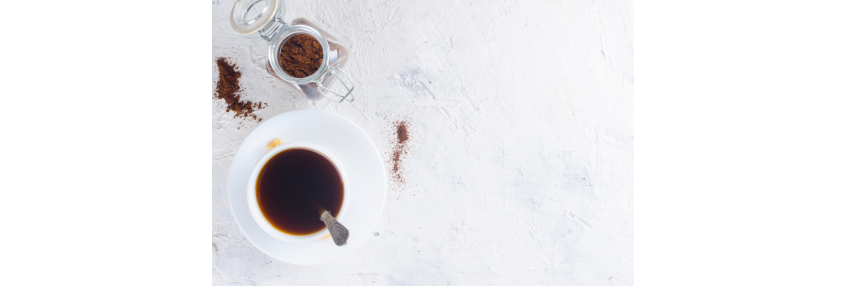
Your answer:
[227,108,386,265]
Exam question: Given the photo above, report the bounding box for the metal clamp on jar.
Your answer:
[230,0,354,102]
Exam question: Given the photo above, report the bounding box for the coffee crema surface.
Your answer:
[256,148,343,235]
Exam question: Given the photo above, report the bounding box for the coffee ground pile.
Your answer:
[390,121,410,184]
[215,57,265,121]
[278,34,323,78]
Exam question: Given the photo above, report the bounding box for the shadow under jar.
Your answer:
[229,0,354,102]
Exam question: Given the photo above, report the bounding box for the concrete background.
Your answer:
[213,0,632,284]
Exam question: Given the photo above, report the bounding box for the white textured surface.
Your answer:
[212,0,633,284]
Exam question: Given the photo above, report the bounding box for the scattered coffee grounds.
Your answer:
[278,34,323,78]
[390,121,411,185]
[215,57,265,121]
[397,123,409,144]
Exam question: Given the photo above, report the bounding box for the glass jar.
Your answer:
[229,0,354,102]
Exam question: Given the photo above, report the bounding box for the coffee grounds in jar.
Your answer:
[214,57,265,121]
[278,34,323,78]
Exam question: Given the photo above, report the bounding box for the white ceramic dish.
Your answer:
[246,141,349,243]
[227,109,386,265]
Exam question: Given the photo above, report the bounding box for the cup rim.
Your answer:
[246,141,348,243]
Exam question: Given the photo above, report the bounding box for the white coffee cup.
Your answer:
[246,141,348,243]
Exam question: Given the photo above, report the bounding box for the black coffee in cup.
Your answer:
[256,148,343,235]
